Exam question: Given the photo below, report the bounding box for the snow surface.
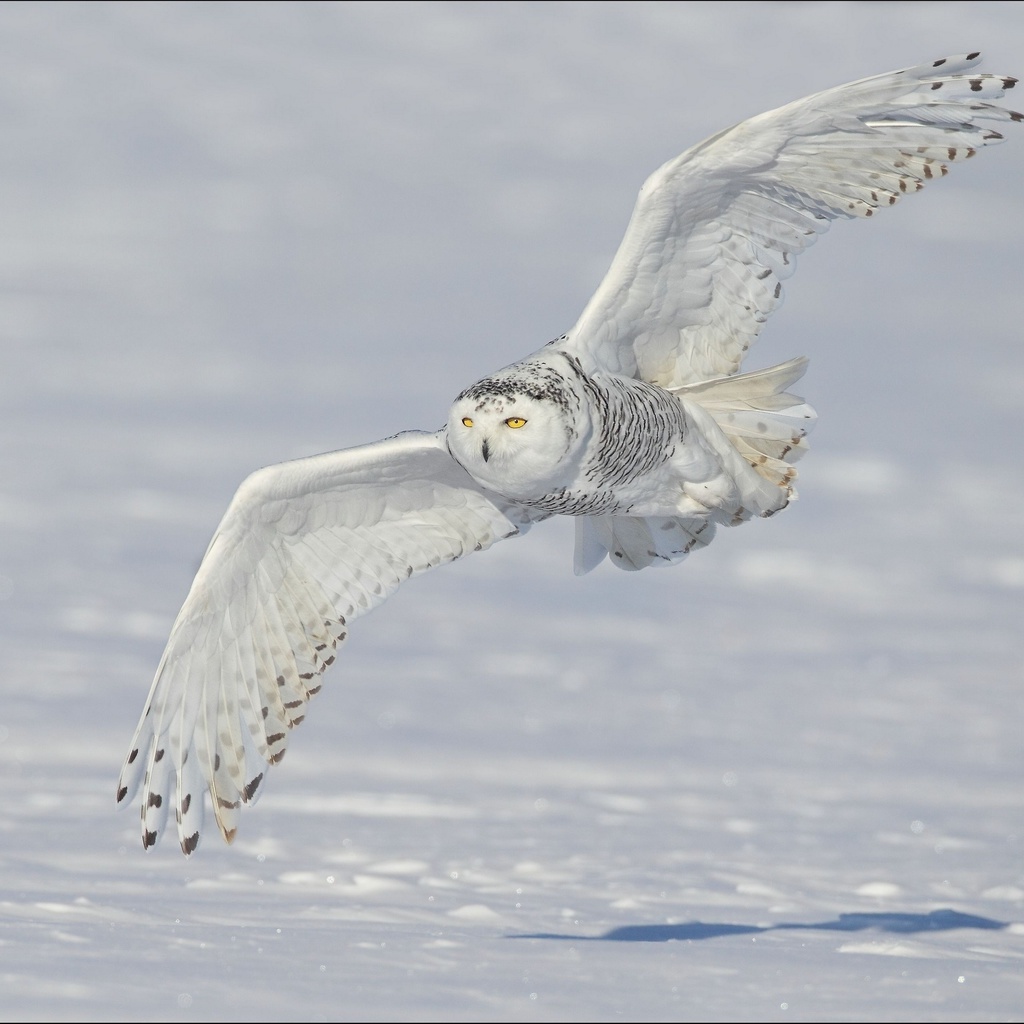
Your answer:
[1,3,1022,1021]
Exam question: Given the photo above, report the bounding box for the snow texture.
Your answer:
[0,4,1022,1021]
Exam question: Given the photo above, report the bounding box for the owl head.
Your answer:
[446,359,590,498]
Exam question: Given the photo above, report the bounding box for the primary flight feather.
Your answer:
[118,52,1020,854]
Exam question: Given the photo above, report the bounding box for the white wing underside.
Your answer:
[560,52,1020,387]
[117,430,537,853]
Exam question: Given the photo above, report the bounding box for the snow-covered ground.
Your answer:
[1,4,1022,1021]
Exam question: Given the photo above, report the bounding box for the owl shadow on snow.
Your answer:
[511,908,1009,943]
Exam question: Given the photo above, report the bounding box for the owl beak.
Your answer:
[481,439,491,462]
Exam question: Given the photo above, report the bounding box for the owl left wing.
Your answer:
[559,52,1019,388]
[117,429,537,854]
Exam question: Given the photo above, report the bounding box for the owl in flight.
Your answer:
[118,53,1019,854]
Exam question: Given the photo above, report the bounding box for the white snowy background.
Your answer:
[1,3,1022,1021]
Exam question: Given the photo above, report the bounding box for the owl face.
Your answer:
[446,382,586,498]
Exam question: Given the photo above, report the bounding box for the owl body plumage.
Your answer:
[448,347,808,527]
[118,53,1019,853]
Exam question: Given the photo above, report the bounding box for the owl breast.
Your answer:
[519,372,703,516]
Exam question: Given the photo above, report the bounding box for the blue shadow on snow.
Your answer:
[512,908,1008,943]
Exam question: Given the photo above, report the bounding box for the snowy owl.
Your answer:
[118,53,1019,854]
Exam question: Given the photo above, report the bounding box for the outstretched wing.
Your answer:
[560,52,1020,387]
[117,429,536,854]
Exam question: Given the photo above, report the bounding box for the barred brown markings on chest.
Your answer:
[584,377,687,489]
[518,486,627,516]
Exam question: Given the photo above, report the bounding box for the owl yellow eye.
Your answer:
[504,417,527,429]
[461,417,473,428]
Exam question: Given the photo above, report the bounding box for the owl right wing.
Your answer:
[116,429,537,854]
[559,52,1019,388]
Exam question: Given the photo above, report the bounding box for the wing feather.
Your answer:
[559,52,1019,386]
[118,429,535,852]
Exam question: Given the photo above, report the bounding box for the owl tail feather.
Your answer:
[572,358,816,575]
[573,512,717,574]
[676,356,816,491]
